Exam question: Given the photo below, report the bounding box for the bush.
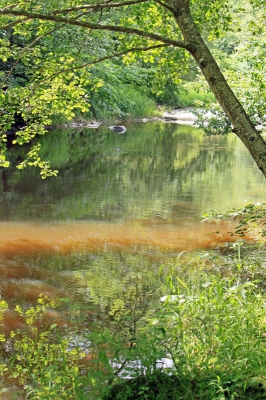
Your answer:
[193,101,232,135]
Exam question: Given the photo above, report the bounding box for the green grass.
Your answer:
[105,372,266,399]
[177,81,216,107]
[83,83,159,120]
[103,250,266,399]
[118,85,159,118]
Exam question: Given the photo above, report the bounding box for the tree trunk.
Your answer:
[171,1,266,178]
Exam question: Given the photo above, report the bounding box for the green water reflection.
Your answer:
[1,122,265,223]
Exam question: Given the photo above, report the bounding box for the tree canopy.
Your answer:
[0,0,265,177]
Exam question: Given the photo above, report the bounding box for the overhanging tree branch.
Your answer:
[0,8,188,49]
[3,23,68,87]
[2,0,266,180]
[53,0,149,14]
[153,0,174,13]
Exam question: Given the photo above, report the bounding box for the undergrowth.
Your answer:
[0,246,266,399]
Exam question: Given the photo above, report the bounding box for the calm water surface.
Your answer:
[1,122,266,394]
[0,121,266,298]
[2,122,265,222]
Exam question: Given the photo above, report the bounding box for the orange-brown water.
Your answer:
[0,219,238,257]
[0,218,243,320]
[0,217,247,394]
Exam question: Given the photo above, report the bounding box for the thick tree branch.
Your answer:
[54,0,149,14]
[153,0,174,13]
[0,9,188,49]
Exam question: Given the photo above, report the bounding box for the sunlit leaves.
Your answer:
[0,2,108,177]
[222,2,266,129]
[0,296,88,397]
[0,38,11,62]
[16,143,58,178]
[0,300,8,322]
[191,0,233,38]
[0,151,10,168]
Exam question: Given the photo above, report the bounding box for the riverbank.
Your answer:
[63,107,198,129]
[63,106,266,133]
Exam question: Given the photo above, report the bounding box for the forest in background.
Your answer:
[0,0,264,119]
[0,0,265,178]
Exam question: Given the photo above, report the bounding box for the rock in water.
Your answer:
[108,125,127,134]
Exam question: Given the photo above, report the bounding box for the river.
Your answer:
[0,121,266,396]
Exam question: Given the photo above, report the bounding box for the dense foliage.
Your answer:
[0,0,265,176]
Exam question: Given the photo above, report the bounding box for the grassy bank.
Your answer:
[68,80,215,123]
[177,82,216,108]
[84,84,160,121]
